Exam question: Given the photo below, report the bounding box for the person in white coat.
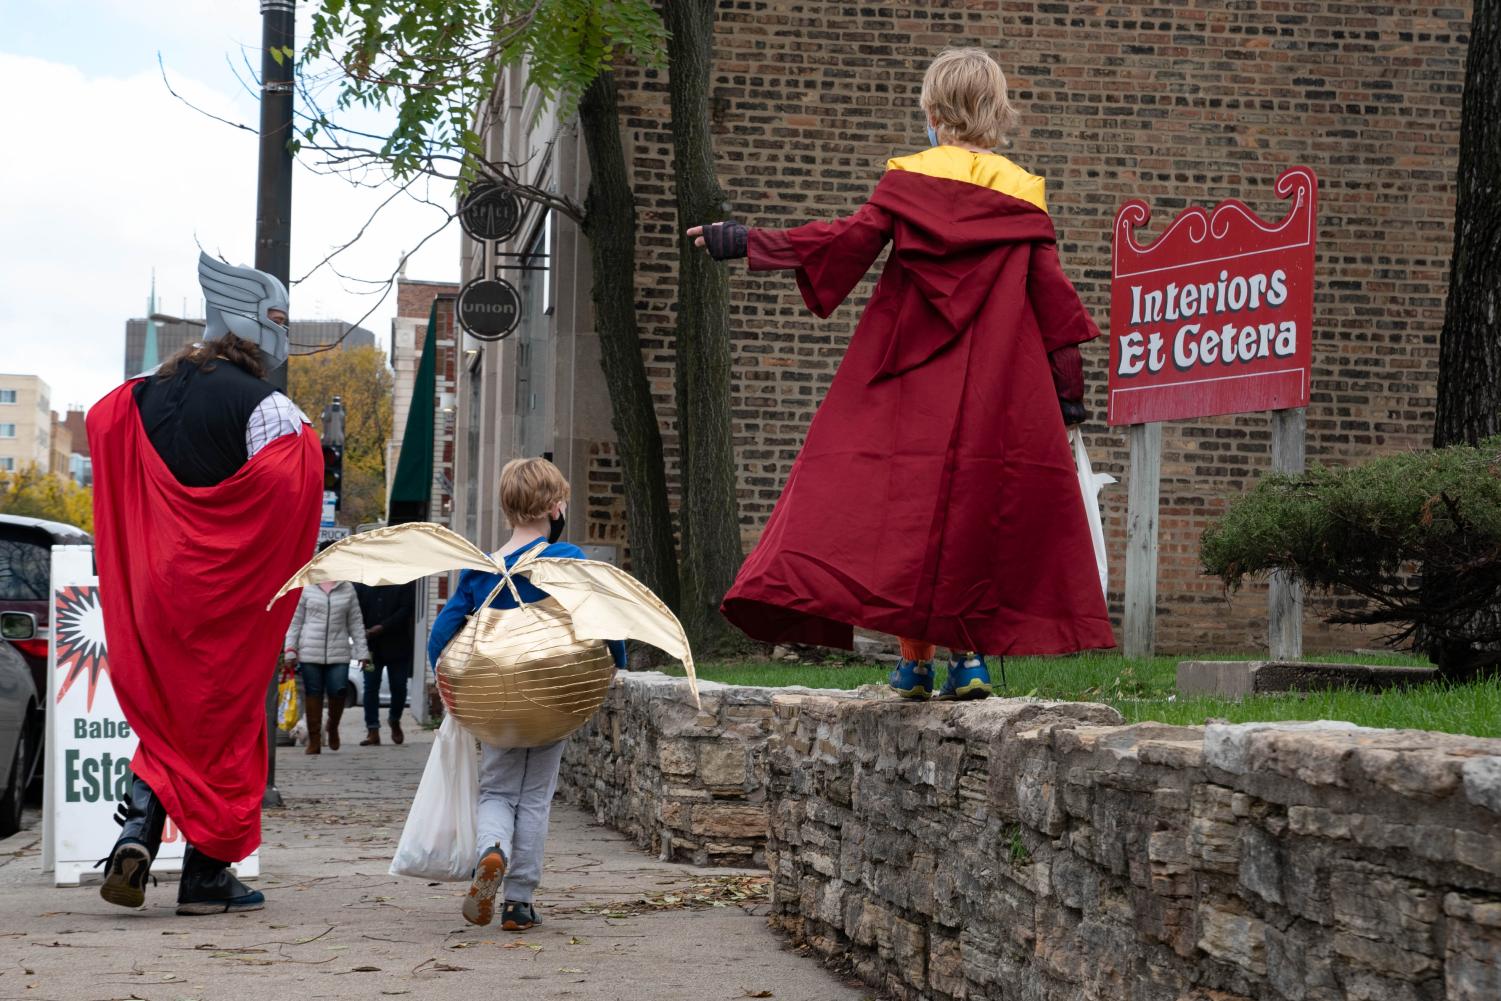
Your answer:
[284,579,369,753]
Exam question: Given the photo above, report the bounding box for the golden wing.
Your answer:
[519,557,700,707]
[268,522,500,608]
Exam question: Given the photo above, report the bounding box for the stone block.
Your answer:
[1197,900,1268,976]
[657,738,697,775]
[1461,756,1501,815]
[927,932,966,999]
[699,741,750,788]
[1204,720,1369,779]
[1444,893,1501,1001]
[1179,661,1437,699]
[659,800,689,830]
[690,803,766,839]
[891,916,927,987]
[1178,660,1261,698]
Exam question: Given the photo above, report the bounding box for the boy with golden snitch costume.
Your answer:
[270,458,698,931]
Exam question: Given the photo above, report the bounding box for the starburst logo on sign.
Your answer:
[54,585,109,710]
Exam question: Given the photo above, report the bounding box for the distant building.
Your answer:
[56,407,91,486]
[0,375,51,475]
[48,413,71,479]
[123,317,376,378]
[386,277,461,512]
[62,409,88,461]
[64,408,91,486]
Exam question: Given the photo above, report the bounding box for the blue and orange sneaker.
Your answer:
[938,653,993,700]
[462,844,508,926]
[888,658,935,700]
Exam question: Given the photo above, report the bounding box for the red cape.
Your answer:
[722,169,1116,654]
[87,381,321,861]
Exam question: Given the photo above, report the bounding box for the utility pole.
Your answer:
[257,0,296,391]
[257,0,296,809]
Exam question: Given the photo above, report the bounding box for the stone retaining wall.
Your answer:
[557,673,781,867]
[767,693,1501,1001]
[556,673,1501,1000]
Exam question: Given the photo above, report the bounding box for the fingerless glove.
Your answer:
[703,220,748,261]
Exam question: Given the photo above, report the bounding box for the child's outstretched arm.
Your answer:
[687,200,894,319]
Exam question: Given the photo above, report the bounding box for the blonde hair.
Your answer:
[920,47,1019,149]
[499,457,570,526]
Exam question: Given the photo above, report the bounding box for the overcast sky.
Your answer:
[0,1,460,410]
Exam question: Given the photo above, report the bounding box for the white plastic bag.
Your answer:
[1070,427,1115,600]
[390,715,479,881]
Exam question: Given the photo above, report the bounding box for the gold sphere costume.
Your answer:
[272,523,698,747]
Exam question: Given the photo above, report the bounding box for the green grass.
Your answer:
[663,651,1501,739]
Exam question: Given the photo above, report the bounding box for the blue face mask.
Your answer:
[927,124,940,148]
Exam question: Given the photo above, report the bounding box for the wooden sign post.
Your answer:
[1109,167,1320,659]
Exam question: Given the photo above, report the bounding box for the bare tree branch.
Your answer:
[290,207,457,356]
[158,53,257,135]
[290,173,423,286]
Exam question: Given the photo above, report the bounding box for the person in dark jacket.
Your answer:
[354,581,416,745]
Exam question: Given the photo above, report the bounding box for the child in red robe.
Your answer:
[690,47,1115,699]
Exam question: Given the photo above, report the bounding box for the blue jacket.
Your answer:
[426,539,627,671]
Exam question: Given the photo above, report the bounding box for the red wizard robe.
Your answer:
[88,380,322,862]
[721,147,1116,655]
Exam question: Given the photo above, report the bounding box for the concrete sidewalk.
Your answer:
[0,717,870,1001]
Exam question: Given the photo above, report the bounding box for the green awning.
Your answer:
[388,304,437,521]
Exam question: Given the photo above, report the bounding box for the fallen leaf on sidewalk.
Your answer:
[744,992,774,998]
[348,965,381,972]
[558,967,584,974]
[567,936,585,945]
[502,940,543,952]
[572,875,771,918]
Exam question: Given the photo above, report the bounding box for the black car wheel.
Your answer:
[25,710,44,805]
[0,724,28,838]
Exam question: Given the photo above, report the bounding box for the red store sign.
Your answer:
[1107,167,1318,426]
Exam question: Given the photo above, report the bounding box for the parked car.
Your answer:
[0,514,92,798]
[0,611,41,836]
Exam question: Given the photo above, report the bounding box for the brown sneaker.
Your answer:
[390,721,404,745]
[360,729,380,746]
[461,846,508,926]
[501,900,540,931]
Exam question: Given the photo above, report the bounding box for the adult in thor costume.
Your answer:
[87,253,322,914]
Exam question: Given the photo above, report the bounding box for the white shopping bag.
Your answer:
[390,715,479,881]
[1070,428,1115,600]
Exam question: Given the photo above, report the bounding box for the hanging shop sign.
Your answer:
[1108,166,1319,426]
[457,277,523,341]
[458,182,522,243]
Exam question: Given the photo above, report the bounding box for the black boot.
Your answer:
[175,845,265,915]
[98,775,166,909]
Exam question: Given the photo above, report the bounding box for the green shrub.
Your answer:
[1201,439,1501,678]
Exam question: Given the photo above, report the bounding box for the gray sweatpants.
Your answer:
[475,739,566,904]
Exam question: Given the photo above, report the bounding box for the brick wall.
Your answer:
[601,1,1471,653]
[396,279,460,325]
